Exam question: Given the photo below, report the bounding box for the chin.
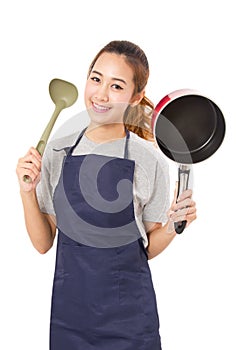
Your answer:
[88,112,123,126]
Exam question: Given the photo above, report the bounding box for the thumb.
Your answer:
[172,181,179,205]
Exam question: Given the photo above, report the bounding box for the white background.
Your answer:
[1,0,235,349]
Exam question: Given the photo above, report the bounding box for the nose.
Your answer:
[94,84,109,102]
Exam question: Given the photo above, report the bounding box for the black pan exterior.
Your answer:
[154,95,226,164]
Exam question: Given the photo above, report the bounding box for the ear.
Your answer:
[130,90,145,107]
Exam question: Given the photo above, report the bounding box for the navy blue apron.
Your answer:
[50,129,162,349]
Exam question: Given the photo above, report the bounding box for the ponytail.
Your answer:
[124,96,155,141]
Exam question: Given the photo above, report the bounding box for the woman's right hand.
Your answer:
[16,147,42,192]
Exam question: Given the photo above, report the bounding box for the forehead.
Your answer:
[93,52,134,83]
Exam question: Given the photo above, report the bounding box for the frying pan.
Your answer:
[152,89,226,233]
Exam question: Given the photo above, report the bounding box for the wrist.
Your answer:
[165,220,176,235]
[20,188,37,200]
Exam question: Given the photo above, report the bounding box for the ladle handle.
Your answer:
[36,101,65,156]
[22,139,48,183]
[23,102,65,183]
[174,165,191,234]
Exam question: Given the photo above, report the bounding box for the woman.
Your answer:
[16,40,197,349]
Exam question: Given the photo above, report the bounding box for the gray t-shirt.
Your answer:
[36,130,170,247]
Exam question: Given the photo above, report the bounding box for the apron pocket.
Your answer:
[61,242,120,308]
[116,239,144,306]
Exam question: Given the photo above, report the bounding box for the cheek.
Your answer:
[84,81,94,103]
[112,91,133,105]
[84,82,88,102]
[111,92,133,115]
[113,102,129,114]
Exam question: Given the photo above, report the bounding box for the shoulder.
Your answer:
[129,131,155,149]
[129,132,169,171]
[48,132,79,151]
[42,132,80,167]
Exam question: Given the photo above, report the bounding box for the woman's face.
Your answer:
[84,52,139,127]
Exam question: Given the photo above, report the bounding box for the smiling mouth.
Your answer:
[92,102,111,113]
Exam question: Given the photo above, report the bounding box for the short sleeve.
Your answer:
[142,155,170,223]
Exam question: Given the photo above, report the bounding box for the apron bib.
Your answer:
[50,129,162,349]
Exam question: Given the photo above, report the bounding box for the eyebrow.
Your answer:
[91,70,127,85]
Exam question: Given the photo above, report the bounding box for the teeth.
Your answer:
[93,103,109,111]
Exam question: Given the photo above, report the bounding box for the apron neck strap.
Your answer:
[68,127,87,155]
[124,128,130,159]
[68,127,130,159]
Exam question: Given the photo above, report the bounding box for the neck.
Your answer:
[85,123,126,143]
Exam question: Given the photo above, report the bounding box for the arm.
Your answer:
[144,221,176,259]
[16,147,56,254]
[145,185,197,260]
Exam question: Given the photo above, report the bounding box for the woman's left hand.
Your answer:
[167,184,197,233]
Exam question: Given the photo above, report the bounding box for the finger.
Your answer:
[170,207,189,222]
[18,153,41,171]
[20,161,40,177]
[17,166,39,184]
[174,198,195,211]
[173,181,179,202]
[170,207,197,225]
[170,182,179,209]
[19,169,39,184]
[29,147,42,162]
[22,147,42,163]
[185,205,196,215]
[173,203,196,218]
[186,213,197,226]
[17,157,41,183]
[173,214,188,224]
[177,189,193,202]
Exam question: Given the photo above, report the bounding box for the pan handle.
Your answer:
[174,218,187,234]
[174,165,191,234]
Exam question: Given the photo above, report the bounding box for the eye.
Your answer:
[90,76,100,83]
[112,84,123,90]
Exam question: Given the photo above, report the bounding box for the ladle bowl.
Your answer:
[23,78,78,183]
[49,78,78,109]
